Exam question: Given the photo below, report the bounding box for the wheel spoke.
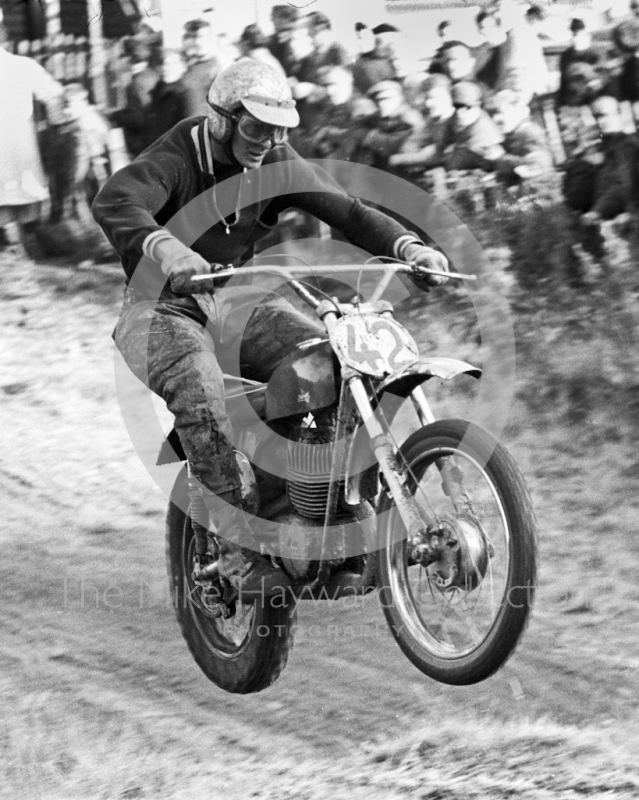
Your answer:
[389,446,511,658]
[378,421,536,685]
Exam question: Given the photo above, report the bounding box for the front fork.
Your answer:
[411,385,475,518]
[349,376,432,531]
[348,377,471,583]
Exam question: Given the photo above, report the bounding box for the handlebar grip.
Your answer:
[191,265,236,284]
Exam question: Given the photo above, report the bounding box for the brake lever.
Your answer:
[407,264,457,281]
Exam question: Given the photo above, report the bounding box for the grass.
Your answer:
[2,679,637,800]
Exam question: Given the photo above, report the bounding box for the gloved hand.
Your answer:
[161,250,218,296]
[401,242,450,290]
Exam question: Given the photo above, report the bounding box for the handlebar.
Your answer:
[190,262,476,311]
[190,262,477,284]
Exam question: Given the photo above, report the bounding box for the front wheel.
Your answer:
[166,468,296,694]
[377,420,537,685]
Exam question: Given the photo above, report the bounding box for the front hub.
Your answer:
[408,513,490,591]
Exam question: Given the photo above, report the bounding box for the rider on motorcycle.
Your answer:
[92,58,449,600]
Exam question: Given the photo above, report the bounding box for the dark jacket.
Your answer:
[268,33,296,75]
[619,54,639,103]
[563,133,639,217]
[473,43,500,91]
[359,106,428,173]
[443,111,504,171]
[111,65,161,157]
[558,45,600,106]
[310,98,373,161]
[497,119,553,184]
[352,51,396,95]
[146,80,190,144]
[593,133,639,218]
[92,118,416,303]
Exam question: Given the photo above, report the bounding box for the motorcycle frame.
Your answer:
[160,264,481,588]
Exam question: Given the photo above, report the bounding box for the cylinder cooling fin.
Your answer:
[287,439,343,519]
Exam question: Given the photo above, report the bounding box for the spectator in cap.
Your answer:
[352,23,397,95]
[367,79,413,116]
[287,9,350,131]
[616,19,639,102]
[285,24,336,140]
[310,66,373,161]
[474,7,550,104]
[359,80,428,177]
[564,95,639,218]
[614,0,639,54]
[372,22,401,63]
[279,26,321,152]
[443,81,505,171]
[238,24,286,76]
[590,96,639,220]
[472,10,504,92]
[558,19,601,106]
[180,19,233,118]
[307,11,349,68]
[485,89,553,185]
[142,51,190,148]
[389,73,456,171]
[433,41,477,84]
[321,65,375,120]
[133,16,164,70]
[429,21,453,74]
[562,61,604,106]
[268,5,300,75]
[451,79,483,109]
[111,36,162,157]
[379,23,417,79]
[421,73,455,121]
[59,83,111,208]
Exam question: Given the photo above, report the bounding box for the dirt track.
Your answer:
[1,250,638,799]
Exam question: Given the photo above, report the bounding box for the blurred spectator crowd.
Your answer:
[98,2,639,223]
[5,0,639,254]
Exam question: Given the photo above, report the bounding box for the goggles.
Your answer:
[208,101,288,145]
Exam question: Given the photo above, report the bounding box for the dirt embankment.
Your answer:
[1,250,638,799]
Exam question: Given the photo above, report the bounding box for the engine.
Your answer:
[255,412,356,582]
[286,415,341,520]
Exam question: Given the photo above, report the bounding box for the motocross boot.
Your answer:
[204,491,292,603]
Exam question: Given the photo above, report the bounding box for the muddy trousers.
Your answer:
[114,285,323,500]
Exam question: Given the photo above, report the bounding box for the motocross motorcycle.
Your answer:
[161,261,537,694]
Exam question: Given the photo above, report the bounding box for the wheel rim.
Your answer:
[181,519,256,659]
[386,446,511,660]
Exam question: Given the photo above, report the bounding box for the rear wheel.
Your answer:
[166,468,296,694]
[377,420,537,685]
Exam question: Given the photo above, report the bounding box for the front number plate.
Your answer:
[332,314,419,379]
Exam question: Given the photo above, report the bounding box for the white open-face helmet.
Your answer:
[206,58,299,142]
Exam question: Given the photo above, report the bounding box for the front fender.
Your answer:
[375,357,481,400]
